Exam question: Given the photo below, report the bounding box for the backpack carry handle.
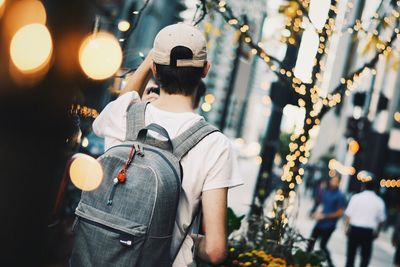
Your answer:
[137,123,173,151]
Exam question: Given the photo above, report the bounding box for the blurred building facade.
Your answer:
[83,0,186,113]
[193,0,267,139]
[309,0,400,216]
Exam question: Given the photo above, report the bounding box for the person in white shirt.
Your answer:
[344,179,386,267]
[93,23,243,266]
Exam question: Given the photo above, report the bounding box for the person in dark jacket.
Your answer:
[307,174,346,267]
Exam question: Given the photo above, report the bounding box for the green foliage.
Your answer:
[220,203,327,267]
[294,249,326,267]
[227,207,245,236]
[278,132,292,164]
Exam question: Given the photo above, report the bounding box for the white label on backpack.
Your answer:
[119,239,132,246]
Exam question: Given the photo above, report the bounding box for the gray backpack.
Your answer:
[70,102,218,267]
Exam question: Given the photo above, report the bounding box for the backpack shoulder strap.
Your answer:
[172,119,219,160]
[125,101,149,141]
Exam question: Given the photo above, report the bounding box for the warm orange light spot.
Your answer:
[118,20,130,32]
[204,94,215,104]
[394,112,400,123]
[69,154,103,191]
[5,0,46,38]
[348,139,360,155]
[10,23,52,73]
[0,0,5,19]
[79,32,123,80]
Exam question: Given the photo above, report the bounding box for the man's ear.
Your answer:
[201,61,211,78]
[151,62,158,78]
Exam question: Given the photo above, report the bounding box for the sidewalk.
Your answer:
[294,188,395,267]
[228,157,396,267]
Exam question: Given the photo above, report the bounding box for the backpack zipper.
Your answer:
[78,217,136,246]
[107,145,136,206]
[107,179,119,206]
[104,144,181,206]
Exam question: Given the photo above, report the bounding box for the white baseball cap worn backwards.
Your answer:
[153,23,207,68]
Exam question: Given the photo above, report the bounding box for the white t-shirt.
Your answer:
[344,190,386,231]
[92,91,243,266]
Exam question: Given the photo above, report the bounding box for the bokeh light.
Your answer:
[348,139,360,155]
[0,0,5,19]
[201,102,212,112]
[118,20,130,32]
[69,153,103,191]
[394,111,400,123]
[10,23,53,73]
[357,170,372,182]
[79,32,123,80]
[4,0,46,38]
[204,94,215,104]
[81,137,89,148]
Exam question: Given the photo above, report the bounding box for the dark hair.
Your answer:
[147,77,161,95]
[364,179,377,191]
[154,46,204,96]
[193,81,206,109]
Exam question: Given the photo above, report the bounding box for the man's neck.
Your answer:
[151,89,193,113]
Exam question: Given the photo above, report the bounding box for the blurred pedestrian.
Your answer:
[344,179,386,267]
[392,212,400,267]
[307,174,346,267]
[309,177,328,215]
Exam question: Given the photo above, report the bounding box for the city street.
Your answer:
[228,156,396,267]
[1,0,399,265]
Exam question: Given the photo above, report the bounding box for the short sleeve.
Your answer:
[338,193,346,209]
[201,134,243,192]
[344,196,355,217]
[92,91,140,141]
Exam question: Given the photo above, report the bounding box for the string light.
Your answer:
[328,159,356,175]
[348,139,360,155]
[255,156,263,165]
[205,0,400,223]
[70,104,99,119]
[357,171,373,182]
[394,111,400,123]
[118,20,130,32]
[201,102,212,112]
[209,0,399,102]
[380,179,400,188]
[204,93,216,104]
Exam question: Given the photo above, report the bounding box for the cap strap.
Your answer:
[176,59,205,67]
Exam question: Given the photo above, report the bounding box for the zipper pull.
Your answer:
[117,169,126,183]
[136,144,144,157]
[107,144,136,206]
[107,178,119,206]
